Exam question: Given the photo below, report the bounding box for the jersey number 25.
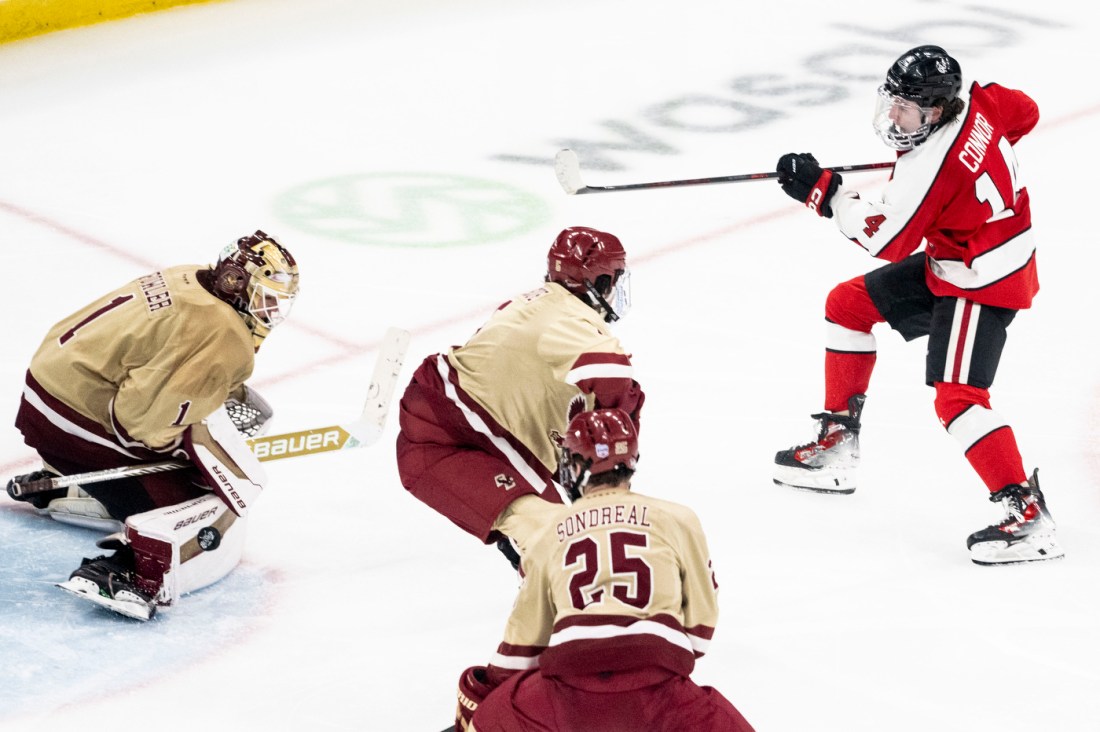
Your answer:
[564,531,653,611]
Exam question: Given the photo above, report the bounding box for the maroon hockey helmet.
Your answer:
[547,227,630,322]
[561,408,639,478]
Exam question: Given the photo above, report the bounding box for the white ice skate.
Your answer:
[967,469,1065,566]
[773,394,865,495]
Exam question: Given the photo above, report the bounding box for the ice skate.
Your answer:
[57,550,157,621]
[968,469,1064,566]
[773,394,865,494]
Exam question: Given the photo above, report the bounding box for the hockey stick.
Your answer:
[554,148,894,195]
[7,326,411,498]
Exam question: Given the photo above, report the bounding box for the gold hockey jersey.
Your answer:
[487,489,720,679]
[26,265,255,454]
[445,282,641,478]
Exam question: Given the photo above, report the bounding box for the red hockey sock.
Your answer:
[965,426,1027,492]
[823,275,882,413]
[934,382,1027,492]
[825,351,875,413]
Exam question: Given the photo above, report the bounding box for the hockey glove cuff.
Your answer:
[455,666,497,731]
[776,152,843,218]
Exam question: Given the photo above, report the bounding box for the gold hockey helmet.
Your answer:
[209,231,300,350]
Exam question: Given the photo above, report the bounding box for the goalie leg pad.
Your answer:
[45,492,124,533]
[125,493,247,606]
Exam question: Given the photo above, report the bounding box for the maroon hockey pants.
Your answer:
[395,356,561,543]
[471,667,754,732]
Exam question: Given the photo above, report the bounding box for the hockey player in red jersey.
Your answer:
[396,227,644,564]
[771,45,1062,565]
[452,408,754,732]
[6,231,299,618]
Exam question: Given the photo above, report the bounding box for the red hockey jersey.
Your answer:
[833,81,1040,310]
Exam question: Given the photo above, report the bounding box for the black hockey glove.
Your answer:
[776,152,842,218]
[496,537,521,571]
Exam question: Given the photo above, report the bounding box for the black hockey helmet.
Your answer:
[884,45,962,107]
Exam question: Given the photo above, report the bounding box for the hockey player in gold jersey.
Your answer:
[396,227,644,562]
[453,409,754,731]
[6,231,299,619]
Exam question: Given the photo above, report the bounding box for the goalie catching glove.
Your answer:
[776,152,842,218]
[224,383,274,437]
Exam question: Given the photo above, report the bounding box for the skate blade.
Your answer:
[773,479,855,495]
[57,578,154,621]
[773,464,855,494]
[969,537,1066,566]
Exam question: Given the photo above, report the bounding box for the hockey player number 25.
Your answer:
[564,531,653,610]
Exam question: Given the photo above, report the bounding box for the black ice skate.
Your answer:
[773,394,865,494]
[57,550,157,621]
[967,468,1064,566]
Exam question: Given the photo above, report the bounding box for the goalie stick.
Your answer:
[7,326,411,499]
[554,148,894,195]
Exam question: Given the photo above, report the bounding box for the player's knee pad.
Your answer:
[825,276,883,333]
[933,382,1006,453]
[125,493,246,606]
[933,382,991,423]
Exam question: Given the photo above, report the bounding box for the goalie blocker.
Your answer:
[184,406,266,517]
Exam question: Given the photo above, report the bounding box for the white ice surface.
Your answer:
[1,1,1097,730]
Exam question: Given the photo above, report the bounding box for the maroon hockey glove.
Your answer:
[776,152,842,218]
[455,665,497,731]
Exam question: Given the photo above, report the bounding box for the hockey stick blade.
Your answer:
[554,149,587,195]
[554,148,894,195]
[8,327,412,497]
[251,326,411,460]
